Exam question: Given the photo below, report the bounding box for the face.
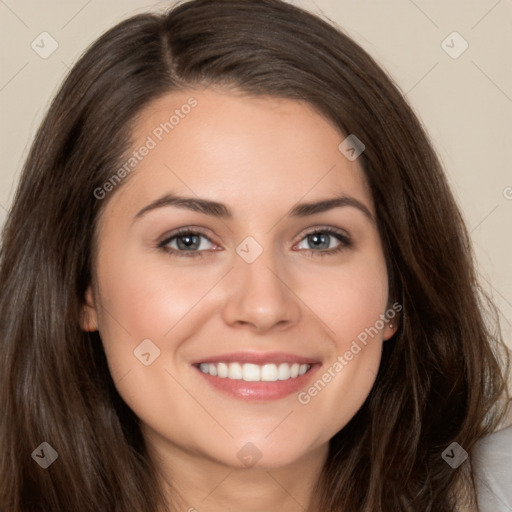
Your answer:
[82,88,396,471]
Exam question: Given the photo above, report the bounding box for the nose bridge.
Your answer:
[221,236,301,331]
[235,233,281,283]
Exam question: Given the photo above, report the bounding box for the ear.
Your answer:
[383,320,398,341]
[383,306,401,341]
[80,285,99,332]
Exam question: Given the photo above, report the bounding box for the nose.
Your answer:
[221,248,301,334]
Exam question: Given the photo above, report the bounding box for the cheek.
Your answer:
[292,253,388,437]
[93,245,225,387]
[96,251,217,340]
[296,250,389,345]
[93,252,209,430]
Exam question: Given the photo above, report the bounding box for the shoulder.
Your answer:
[473,423,512,512]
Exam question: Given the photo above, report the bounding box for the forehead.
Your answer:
[106,88,374,219]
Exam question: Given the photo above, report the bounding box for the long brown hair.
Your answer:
[1,1,509,510]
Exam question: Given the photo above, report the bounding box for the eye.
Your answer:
[158,228,218,258]
[294,228,351,256]
[157,226,351,258]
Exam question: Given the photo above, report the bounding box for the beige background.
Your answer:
[0,0,511,350]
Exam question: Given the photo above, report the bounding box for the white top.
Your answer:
[473,424,512,511]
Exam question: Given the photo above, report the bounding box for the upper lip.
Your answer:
[191,351,320,366]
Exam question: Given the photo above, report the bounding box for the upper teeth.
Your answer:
[198,362,311,381]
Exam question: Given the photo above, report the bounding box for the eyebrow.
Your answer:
[133,193,374,222]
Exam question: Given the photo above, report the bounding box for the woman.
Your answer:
[0,0,509,510]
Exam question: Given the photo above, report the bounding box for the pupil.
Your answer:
[177,234,199,250]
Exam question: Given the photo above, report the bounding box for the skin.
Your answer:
[81,88,397,512]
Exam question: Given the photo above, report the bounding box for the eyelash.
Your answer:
[156,226,351,259]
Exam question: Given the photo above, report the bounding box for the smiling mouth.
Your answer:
[196,362,312,382]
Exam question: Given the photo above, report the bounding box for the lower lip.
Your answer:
[194,364,321,401]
